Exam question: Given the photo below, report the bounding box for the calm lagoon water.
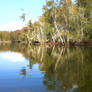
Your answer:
[0,44,92,92]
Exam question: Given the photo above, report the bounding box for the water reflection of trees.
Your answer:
[0,43,92,92]
[21,68,26,77]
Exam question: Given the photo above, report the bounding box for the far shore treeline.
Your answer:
[0,0,92,46]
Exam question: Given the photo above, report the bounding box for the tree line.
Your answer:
[0,0,92,45]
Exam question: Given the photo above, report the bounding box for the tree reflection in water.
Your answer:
[21,68,26,78]
[0,43,92,92]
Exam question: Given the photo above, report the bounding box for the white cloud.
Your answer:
[0,52,26,62]
[0,21,26,31]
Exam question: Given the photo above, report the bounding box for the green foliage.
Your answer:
[1,0,92,43]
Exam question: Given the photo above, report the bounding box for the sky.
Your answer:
[0,0,45,31]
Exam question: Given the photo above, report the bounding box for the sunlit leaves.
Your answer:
[46,0,54,7]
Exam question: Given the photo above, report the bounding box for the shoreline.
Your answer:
[29,41,92,47]
[1,40,92,47]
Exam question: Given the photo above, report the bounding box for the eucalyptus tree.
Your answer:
[76,0,92,40]
[41,0,65,43]
[18,0,92,44]
[44,0,77,43]
[19,10,34,43]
